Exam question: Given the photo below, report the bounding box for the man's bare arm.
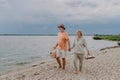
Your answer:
[53,43,58,49]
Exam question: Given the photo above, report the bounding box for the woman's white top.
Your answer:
[72,37,87,54]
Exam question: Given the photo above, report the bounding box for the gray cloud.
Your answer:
[0,0,120,26]
[65,1,97,8]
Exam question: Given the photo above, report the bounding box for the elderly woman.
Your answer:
[71,30,90,74]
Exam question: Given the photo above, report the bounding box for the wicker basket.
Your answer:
[50,49,56,58]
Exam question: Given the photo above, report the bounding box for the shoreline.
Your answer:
[1,45,119,75]
[0,46,120,80]
[100,46,120,51]
[0,58,54,75]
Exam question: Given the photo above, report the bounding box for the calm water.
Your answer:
[0,36,117,73]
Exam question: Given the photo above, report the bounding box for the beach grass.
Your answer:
[93,34,120,41]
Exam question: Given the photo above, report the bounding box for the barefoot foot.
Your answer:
[74,71,77,74]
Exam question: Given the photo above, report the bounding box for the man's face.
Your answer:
[59,28,64,32]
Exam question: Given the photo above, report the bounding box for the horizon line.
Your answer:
[0,34,119,36]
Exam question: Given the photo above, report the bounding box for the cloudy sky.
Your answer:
[0,0,120,34]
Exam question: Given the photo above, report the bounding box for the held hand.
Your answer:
[68,48,71,51]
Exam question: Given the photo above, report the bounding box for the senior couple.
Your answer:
[53,24,90,74]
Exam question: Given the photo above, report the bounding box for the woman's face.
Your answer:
[77,32,81,37]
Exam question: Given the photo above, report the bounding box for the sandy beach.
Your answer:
[0,46,120,80]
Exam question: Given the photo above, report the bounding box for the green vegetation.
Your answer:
[93,34,120,41]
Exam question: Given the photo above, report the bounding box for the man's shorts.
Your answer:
[56,49,66,58]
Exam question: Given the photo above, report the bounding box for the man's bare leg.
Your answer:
[62,58,66,70]
[56,57,62,68]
